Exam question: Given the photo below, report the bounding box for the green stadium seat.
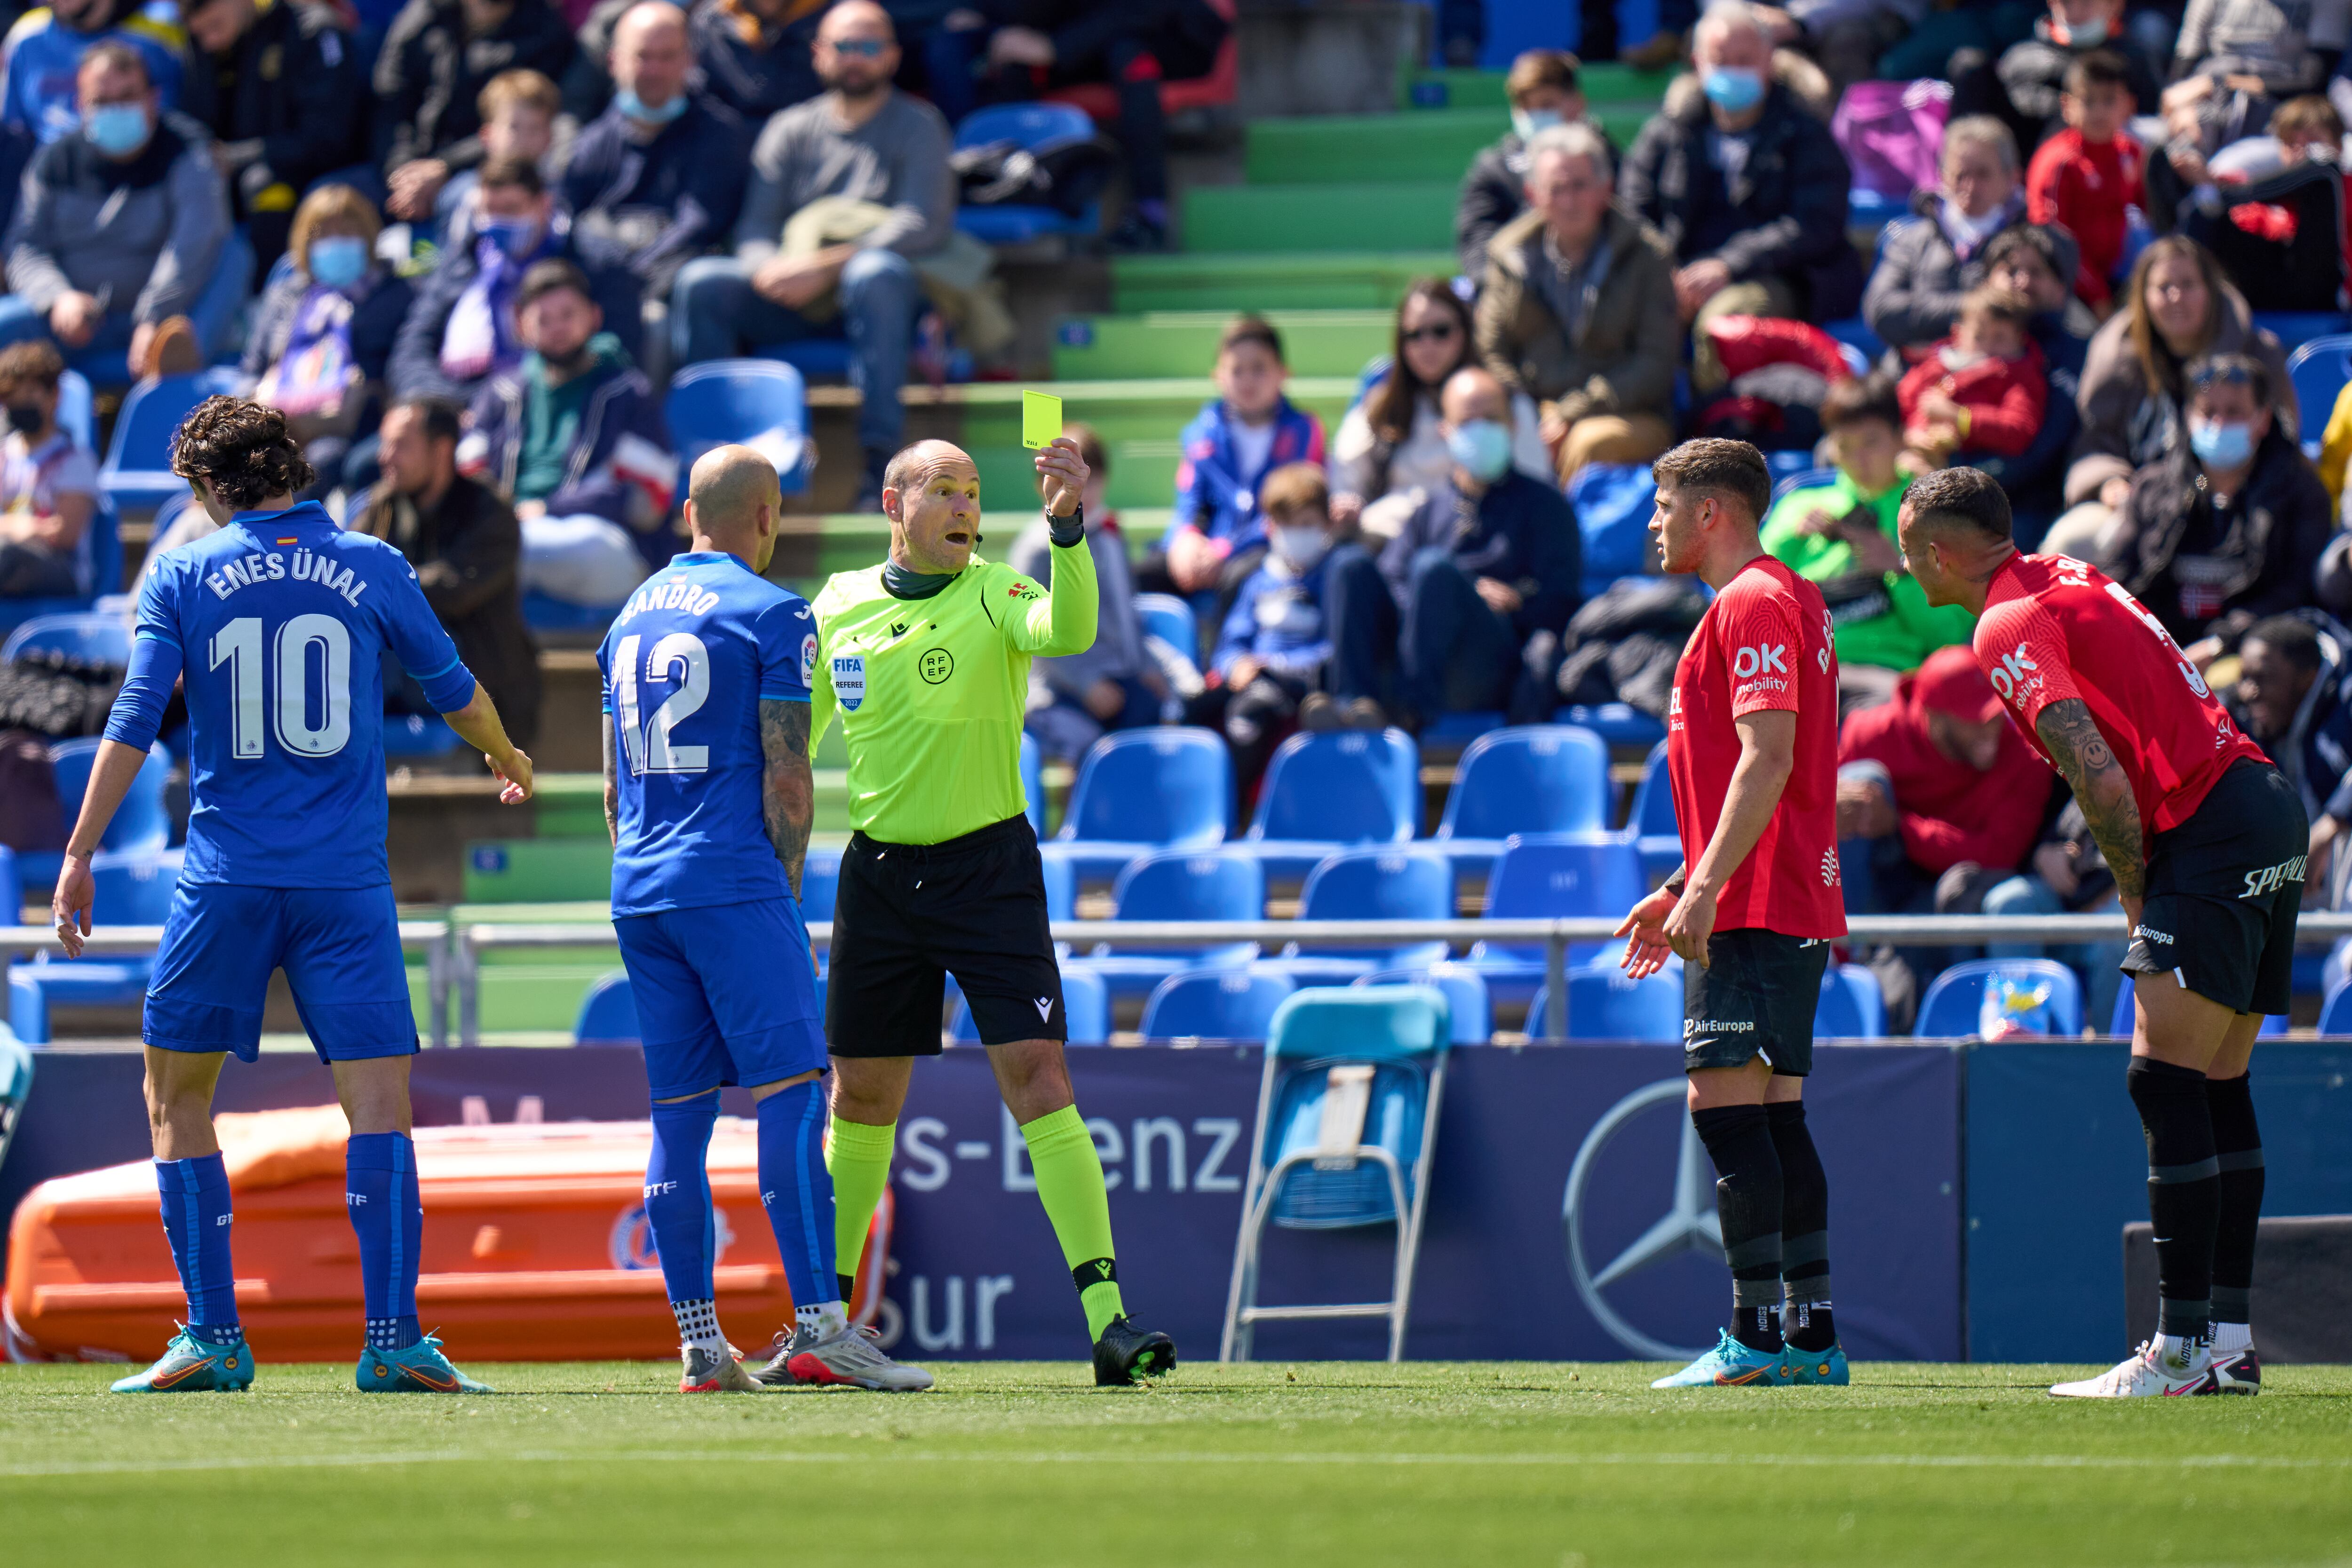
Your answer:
[1181,183,1457,254]
[1051,310,1393,381]
[1111,251,1458,312]
[1246,111,1506,185]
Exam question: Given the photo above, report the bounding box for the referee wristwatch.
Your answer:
[1047,502,1085,549]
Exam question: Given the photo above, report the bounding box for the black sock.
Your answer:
[836,1273,858,1312]
[2205,1071,2264,1330]
[2127,1056,2218,1341]
[1692,1105,1783,1353]
[1767,1100,1836,1352]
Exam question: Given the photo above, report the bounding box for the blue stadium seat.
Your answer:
[1021,729,1047,838]
[952,103,1103,243]
[15,848,179,1013]
[1041,727,1229,885]
[2285,332,2352,450]
[663,359,811,494]
[381,713,463,757]
[8,970,47,1046]
[802,844,842,922]
[56,367,92,453]
[1526,962,1683,1042]
[1077,845,1263,999]
[1915,958,2082,1038]
[574,971,641,1044]
[0,845,16,924]
[99,368,242,511]
[1354,961,1491,1045]
[1241,728,1419,881]
[2319,976,2352,1035]
[1551,702,1666,747]
[1626,740,1681,883]
[1417,711,1505,748]
[16,739,171,886]
[951,963,1110,1045]
[2,612,130,669]
[2253,313,2349,359]
[0,1015,32,1165]
[1433,724,1612,886]
[2110,974,2284,1037]
[1223,986,1450,1361]
[1821,315,1888,364]
[1139,966,1296,1042]
[1463,832,1645,1000]
[1771,466,1838,504]
[1816,963,1884,1040]
[1260,845,1453,987]
[1134,592,1198,661]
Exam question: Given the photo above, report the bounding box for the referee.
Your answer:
[808,434,1175,1385]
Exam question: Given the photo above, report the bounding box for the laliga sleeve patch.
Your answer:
[833,652,866,711]
[801,632,818,686]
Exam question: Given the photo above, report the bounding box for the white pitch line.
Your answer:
[0,1449,2346,1480]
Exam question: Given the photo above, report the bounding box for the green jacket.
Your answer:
[1757,471,1975,672]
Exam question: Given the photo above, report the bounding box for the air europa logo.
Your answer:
[1732,644,1787,679]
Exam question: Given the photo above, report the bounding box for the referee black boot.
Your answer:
[1093,1316,1177,1386]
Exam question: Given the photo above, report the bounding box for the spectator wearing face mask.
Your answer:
[1863,115,2030,353]
[389,154,642,406]
[0,339,97,599]
[0,0,185,145]
[1948,0,2158,152]
[1454,48,1617,288]
[435,69,568,247]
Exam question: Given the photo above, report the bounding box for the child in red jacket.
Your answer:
[1898,287,2048,464]
[2026,50,2143,307]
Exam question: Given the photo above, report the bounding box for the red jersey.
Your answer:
[1896,339,2049,458]
[1668,556,1847,938]
[1973,553,2268,836]
[2026,128,2144,307]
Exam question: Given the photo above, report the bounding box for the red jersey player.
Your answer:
[1899,462,2298,1401]
[1615,439,1849,1391]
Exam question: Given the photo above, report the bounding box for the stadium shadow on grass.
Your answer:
[4,1362,2350,1567]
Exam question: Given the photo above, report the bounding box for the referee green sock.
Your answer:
[825,1116,897,1306]
[1020,1106,1124,1341]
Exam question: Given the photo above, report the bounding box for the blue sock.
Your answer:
[756,1079,837,1321]
[646,1093,721,1311]
[346,1132,422,1352]
[154,1154,238,1335]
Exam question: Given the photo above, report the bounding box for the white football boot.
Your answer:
[2049,1338,2209,1399]
[787,1323,935,1391]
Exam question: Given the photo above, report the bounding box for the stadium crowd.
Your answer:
[15,0,2352,1034]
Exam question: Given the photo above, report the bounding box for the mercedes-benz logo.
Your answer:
[1562,1077,1723,1361]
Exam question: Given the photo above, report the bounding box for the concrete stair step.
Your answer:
[1181,182,1456,252]
[1110,250,1458,313]
[1050,308,1392,381]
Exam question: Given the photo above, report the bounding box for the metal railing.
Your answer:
[14,911,2352,1045]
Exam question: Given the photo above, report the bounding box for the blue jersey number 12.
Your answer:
[612,632,711,775]
[209,613,353,760]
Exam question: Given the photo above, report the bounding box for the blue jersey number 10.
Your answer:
[612,632,711,775]
[209,613,353,760]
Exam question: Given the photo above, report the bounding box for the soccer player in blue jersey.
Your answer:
[600,446,926,1393]
[52,398,534,1395]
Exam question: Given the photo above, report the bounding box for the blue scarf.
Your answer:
[441,218,563,383]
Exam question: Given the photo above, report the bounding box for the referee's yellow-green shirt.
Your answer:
[810,537,1097,845]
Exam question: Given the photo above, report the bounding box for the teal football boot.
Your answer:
[1778,1341,1851,1386]
[1650,1329,1783,1388]
[356,1334,493,1393]
[111,1325,254,1393]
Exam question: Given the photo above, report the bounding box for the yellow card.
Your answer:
[1021,390,1064,450]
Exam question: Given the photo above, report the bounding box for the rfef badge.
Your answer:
[833,652,866,711]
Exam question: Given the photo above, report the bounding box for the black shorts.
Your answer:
[2123,757,2307,1017]
[826,814,1065,1056]
[1683,928,1831,1076]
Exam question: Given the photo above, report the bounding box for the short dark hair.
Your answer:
[2273,93,2345,145]
[389,397,462,448]
[1218,314,1284,365]
[2185,350,2273,408]
[517,258,594,312]
[1260,462,1328,522]
[77,39,149,89]
[171,396,317,508]
[1820,372,1902,435]
[2245,614,2323,672]
[1506,48,1580,105]
[2063,48,2134,99]
[1983,223,2066,279]
[1063,420,1106,474]
[1961,285,2034,333]
[1651,438,1770,525]
[1902,464,2013,541]
[477,153,545,197]
[0,339,65,398]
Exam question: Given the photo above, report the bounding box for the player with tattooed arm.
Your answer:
[1899,462,2291,1399]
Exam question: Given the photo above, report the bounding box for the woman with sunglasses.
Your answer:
[1328,279,1549,536]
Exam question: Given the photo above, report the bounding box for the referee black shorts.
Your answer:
[825,813,1066,1057]
[2123,757,2307,1017]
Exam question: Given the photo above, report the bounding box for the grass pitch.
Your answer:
[3,1359,2348,1567]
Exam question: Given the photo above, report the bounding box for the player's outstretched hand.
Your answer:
[52,853,94,959]
[1036,435,1088,518]
[490,747,534,804]
[1614,885,1678,979]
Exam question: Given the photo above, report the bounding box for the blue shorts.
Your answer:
[615,898,826,1100]
[146,882,419,1064]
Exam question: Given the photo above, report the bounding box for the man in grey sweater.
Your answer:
[0,41,228,379]
[669,0,952,508]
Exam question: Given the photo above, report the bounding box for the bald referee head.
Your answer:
[684,444,784,574]
[880,439,983,575]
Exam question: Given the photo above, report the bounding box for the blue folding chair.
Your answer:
[1077,846,1263,999]
[1354,961,1491,1045]
[1527,962,1683,1042]
[662,358,811,494]
[1626,740,1681,883]
[1914,958,2083,1037]
[1462,832,1645,1001]
[1021,729,1047,838]
[1222,987,1450,1362]
[99,368,242,511]
[1134,593,1198,662]
[15,848,180,1014]
[574,971,642,1045]
[1242,728,1419,881]
[1041,727,1229,885]
[1139,966,1297,1043]
[2,612,130,669]
[16,740,172,885]
[0,1018,31,1167]
[2286,332,2352,450]
[1816,963,1885,1040]
[1432,725,1612,887]
[952,103,1104,243]
[1260,846,1452,987]
[950,963,1110,1045]
[2110,973,2285,1037]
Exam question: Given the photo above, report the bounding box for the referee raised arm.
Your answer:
[808,434,1176,1385]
